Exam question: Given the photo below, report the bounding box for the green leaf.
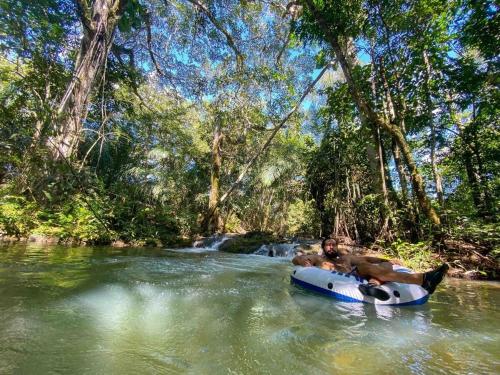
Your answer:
[43,190,53,202]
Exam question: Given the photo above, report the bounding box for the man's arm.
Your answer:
[292,255,317,267]
[292,255,336,270]
[292,255,308,266]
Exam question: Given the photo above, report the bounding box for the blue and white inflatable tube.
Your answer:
[291,265,429,306]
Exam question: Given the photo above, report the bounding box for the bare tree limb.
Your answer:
[184,0,244,69]
[275,28,292,64]
[145,11,165,77]
[111,43,135,68]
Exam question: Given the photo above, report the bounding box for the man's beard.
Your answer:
[324,250,339,261]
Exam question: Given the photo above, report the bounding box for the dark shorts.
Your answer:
[348,266,359,276]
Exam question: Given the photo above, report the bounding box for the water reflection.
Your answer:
[0,244,499,374]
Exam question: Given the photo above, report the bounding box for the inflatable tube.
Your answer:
[290,265,429,306]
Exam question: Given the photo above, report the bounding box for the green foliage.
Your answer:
[0,195,38,236]
[286,199,321,236]
[222,212,244,233]
[460,0,499,60]
[107,187,181,244]
[37,193,112,243]
[0,187,112,243]
[307,92,379,239]
[0,0,498,260]
[293,0,366,42]
[354,194,389,241]
[385,239,437,271]
[118,0,146,33]
[448,218,500,251]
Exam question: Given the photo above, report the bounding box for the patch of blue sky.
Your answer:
[234,18,249,39]
[355,38,371,65]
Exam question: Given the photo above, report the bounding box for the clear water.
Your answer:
[0,244,498,374]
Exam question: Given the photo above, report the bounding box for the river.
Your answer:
[0,244,498,374]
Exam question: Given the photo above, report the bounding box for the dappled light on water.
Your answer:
[0,244,499,374]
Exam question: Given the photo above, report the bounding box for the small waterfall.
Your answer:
[254,245,271,256]
[253,243,299,258]
[209,236,230,250]
[192,235,230,250]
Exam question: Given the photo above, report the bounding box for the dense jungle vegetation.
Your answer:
[0,0,498,274]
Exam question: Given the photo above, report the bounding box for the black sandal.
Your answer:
[422,263,449,294]
[358,283,390,301]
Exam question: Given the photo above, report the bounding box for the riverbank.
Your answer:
[0,234,193,249]
[344,240,499,281]
[1,231,498,280]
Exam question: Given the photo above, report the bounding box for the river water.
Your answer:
[0,244,498,374]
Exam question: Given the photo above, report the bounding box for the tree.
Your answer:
[49,0,130,160]
[297,0,441,226]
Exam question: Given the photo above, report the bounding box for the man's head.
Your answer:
[322,238,339,260]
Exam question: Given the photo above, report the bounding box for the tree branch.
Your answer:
[144,11,165,77]
[275,28,292,65]
[184,0,244,69]
[75,0,92,32]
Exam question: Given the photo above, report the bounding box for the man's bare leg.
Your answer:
[357,263,449,294]
[356,263,423,284]
[362,262,393,286]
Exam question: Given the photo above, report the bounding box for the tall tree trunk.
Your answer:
[463,143,483,208]
[375,3,407,133]
[370,54,397,203]
[448,99,491,218]
[30,78,52,150]
[261,190,274,232]
[391,139,409,202]
[49,0,126,160]
[422,50,444,207]
[380,137,396,196]
[446,98,480,206]
[367,41,392,239]
[206,122,223,233]
[378,58,410,203]
[469,106,492,218]
[365,126,387,199]
[368,44,389,205]
[304,1,440,226]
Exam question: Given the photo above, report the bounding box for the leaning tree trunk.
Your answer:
[304,0,440,226]
[338,47,440,225]
[49,0,127,160]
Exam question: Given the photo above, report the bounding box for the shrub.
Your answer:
[0,195,38,237]
[385,239,437,271]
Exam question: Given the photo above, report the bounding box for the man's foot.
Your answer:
[359,283,390,301]
[422,263,449,294]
